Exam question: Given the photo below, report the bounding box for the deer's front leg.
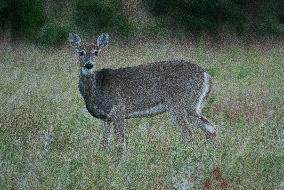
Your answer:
[101,121,111,148]
[113,117,125,150]
[110,105,126,152]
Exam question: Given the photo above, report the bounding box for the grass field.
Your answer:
[0,40,284,189]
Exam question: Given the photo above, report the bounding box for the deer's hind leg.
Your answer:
[187,112,216,139]
[167,102,192,141]
[185,97,216,139]
[187,72,216,139]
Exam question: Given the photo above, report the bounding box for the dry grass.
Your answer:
[0,39,283,189]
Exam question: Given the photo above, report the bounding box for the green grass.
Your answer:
[0,41,283,189]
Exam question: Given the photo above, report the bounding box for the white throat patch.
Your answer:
[81,67,93,76]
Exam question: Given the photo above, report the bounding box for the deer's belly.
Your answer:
[126,104,166,118]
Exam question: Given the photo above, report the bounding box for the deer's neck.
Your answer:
[78,70,112,120]
[79,70,97,104]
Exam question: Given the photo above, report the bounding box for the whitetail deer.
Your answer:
[68,33,216,150]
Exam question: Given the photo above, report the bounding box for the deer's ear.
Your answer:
[68,32,81,51]
[96,33,109,49]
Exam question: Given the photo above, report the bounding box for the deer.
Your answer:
[68,32,216,151]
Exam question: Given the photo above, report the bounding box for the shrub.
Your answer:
[0,0,45,39]
[36,21,71,47]
[74,0,132,38]
[257,0,284,36]
[142,0,284,36]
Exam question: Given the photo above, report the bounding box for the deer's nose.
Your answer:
[85,63,93,69]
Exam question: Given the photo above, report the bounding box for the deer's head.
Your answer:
[68,32,109,76]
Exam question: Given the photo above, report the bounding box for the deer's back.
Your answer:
[96,60,205,90]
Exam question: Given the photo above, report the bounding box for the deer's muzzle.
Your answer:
[85,63,93,69]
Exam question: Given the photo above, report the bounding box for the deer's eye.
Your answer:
[78,51,85,56]
[94,51,99,56]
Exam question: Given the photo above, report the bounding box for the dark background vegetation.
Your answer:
[0,0,283,46]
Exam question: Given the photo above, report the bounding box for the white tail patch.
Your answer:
[196,72,210,115]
